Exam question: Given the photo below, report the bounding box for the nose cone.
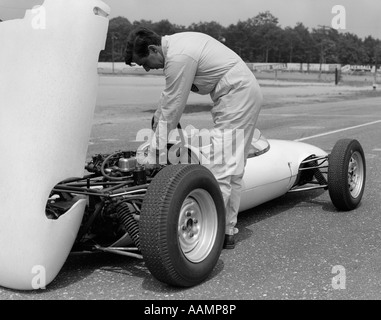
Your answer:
[0,0,110,290]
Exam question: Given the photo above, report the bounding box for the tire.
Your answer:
[328,139,366,211]
[140,164,225,287]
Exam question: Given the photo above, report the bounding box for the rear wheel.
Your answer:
[328,139,366,211]
[140,164,225,287]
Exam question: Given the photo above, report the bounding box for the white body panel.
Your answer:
[167,131,327,213]
[0,0,110,290]
[240,139,327,212]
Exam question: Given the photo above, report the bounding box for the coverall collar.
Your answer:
[161,36,169,66]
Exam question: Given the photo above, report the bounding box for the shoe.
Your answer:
[223,234,236,249]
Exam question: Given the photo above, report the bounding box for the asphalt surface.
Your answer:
[1,76,381,301]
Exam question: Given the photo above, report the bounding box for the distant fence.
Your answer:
[99,62,381,74]
[246,63,381,73]
[246,63,381,85]
[98,62,381,85]
[98,62,163,75]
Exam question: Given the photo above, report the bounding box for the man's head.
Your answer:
[125,27,165,71]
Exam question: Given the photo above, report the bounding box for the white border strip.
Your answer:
[294,120,381,142]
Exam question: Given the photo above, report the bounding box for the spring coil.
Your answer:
[309,160,328,185]
[313,167,328,185]
[116,202,140,250]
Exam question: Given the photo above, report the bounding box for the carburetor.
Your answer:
[85,150,150,185]
[118,151,137,173]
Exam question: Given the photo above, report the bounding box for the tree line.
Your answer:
[100,11,381,68]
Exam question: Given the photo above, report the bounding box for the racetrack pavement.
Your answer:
[1,76,381,300]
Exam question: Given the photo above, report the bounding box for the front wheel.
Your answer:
[328,139,366,211]
[140,164,225,287]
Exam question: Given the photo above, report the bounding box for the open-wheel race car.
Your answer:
[45,129,366,288]
[0,0,366,291]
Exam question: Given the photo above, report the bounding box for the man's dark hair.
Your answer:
[125,27,161,65]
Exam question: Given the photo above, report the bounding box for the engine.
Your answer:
[46,150,163,251]
[85,151,142,182]
[84,150,163,185]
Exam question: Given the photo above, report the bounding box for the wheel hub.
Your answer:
[179,206,201,245]
[178,189,218,263]
[347,151,364,198]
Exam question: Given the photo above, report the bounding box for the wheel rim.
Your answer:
[178,189,218,263]
[348,151,365,198]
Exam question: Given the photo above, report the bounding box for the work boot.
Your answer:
[223,234,236,249]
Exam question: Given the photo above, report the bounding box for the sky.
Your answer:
[1,0,381,39]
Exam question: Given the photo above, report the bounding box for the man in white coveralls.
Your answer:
[125,27,262,249]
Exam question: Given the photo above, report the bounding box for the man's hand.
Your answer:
[136,147,167,167]
[139,155,162,171]
[151,113,160,132]
[143,163,162,171]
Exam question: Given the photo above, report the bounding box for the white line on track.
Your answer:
[294,120,381,142]
[260,113,379,118]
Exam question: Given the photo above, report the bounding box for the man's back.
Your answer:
[162,32,242,95]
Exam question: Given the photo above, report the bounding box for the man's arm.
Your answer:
[148,54,198,163]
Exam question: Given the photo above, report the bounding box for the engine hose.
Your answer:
[101,151,126,181]
[116,202,140,250]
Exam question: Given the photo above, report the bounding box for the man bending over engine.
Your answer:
[125,27,263,249]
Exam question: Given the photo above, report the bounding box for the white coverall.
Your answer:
[148,32,262,236]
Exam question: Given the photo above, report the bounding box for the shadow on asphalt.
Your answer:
[0,252,148,296]
[0,189,340,296]
[235,188,336,245]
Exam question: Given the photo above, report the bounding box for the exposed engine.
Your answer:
[86,151,145,184]
[45,150,164,253]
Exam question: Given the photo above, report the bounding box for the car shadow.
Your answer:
[235,188,331,245]
[140,189,332,293]
[139,258,225,293]
[0,251,151,296]
[0,189,337,296]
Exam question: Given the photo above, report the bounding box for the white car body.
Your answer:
[240,138,327,212]
[164,127,327,213]
[0,0,110,290]
[0,0,329,290]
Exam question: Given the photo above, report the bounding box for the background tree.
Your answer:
[188,21,226,42]
[337,33,368,65]
[224,20,254,61]
[251,11,281,62]
[99,12,381,67]
[363,36,381,67]
[290,23,314,63]
[311,26,338,65]
[100,16,132,62]
[151,19,184,35]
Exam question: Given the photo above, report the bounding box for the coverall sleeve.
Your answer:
[149,54,198,162]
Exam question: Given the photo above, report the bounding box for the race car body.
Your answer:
[239,138,327,212]
[0,0,110,290]
[0,0,365,291]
